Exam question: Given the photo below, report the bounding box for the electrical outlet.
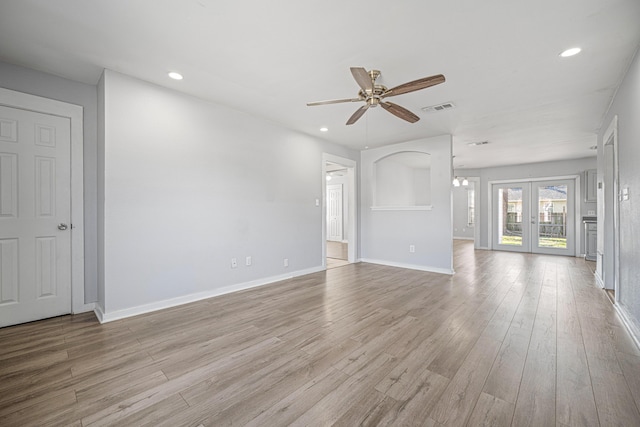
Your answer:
[588,210,595,216]
[231,258,237,268]
[246,256,252,266]
[409,245,415,253]
[284,258,289,268]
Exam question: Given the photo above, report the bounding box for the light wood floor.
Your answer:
[1,241,639,426]
[327,240,348,260]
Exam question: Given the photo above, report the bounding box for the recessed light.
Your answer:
[364,146,369,149]
[168,72,183,80]
[560,47,581,58]
[467,141,489,146]
[320,127,328,132]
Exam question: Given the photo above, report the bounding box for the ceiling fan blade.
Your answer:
[383,74,445,97]
[307,97,362,106]
[350,67,373,93]
[380,101,420,123]
[346,104,370,125]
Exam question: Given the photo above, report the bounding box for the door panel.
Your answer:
[533,180,575,255]
[493,184,530,253]
[493,180,575,255]
[327,184,343,241]
[0,105,71,328]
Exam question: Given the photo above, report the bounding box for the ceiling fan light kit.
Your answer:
[307,67,445,125]
[453,176,469,187]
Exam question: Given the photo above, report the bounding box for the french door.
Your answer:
[493,179,575,255]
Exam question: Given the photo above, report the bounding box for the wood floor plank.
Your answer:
[466,392,514,427]
[429,336,503,425]
[1,241,638,426]
[556,265,599,427]
[512,279,558,426]
[243,367,348,427]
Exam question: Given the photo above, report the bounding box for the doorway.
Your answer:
[492,179,576,255]
[601,116,619,297]
[322,154,356,269]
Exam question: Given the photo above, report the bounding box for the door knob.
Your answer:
[58,223,68,231]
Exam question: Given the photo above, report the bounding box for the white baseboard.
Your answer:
[476,246,490,251]
[614,303,640,351]
[94,304,105,323]
[594,271,605,288]
[360,258,454,275]
[95,265,325,324]
[453,237,474,241]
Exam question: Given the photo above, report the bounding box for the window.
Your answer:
[468,188,475,226]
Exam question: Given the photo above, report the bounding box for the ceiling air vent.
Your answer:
[421,102,456,113]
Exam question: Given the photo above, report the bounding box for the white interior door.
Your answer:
[493,179,575,255]
[327,184,343,241]
[0,105,72,327]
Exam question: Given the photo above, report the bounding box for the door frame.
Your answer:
[600,115,620,298]
[488,174,581,256]
[322,153,357,266]
[0,87,88,314]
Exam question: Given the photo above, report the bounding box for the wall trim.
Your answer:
[595,271,605,288]
[360,258,454,275]
[0,87,86,314]
[614,303,640,351]
[95,265,325,323]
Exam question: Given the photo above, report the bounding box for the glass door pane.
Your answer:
[537,184,567,248]
[533,180,575,255]
[493,183,530,252]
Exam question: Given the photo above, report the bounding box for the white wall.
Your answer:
[598,46,640,339]
[98,70,358,316]
[453,181,475,239]
[360,136,453,274]
[0,60,99,303]
[457,157,597,251]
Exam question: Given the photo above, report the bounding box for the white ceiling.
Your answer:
[1,0,639,169]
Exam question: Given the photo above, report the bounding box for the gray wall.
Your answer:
[598,46,640,335]
[99,70,358,314]
[360,136,453,273]
[457,157,597,252]
[0,61,99,303]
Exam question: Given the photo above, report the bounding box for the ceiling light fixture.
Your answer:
[168,72,183,80]
[560,47,581,57]
[320,127,328,132]
[467,141,489,146]
[453,176,469,187]
[326,174,332,181]
[589,145,598,150]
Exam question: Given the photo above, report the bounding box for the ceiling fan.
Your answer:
[307,67,445,125]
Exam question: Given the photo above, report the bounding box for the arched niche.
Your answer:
[372,151,432,210]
